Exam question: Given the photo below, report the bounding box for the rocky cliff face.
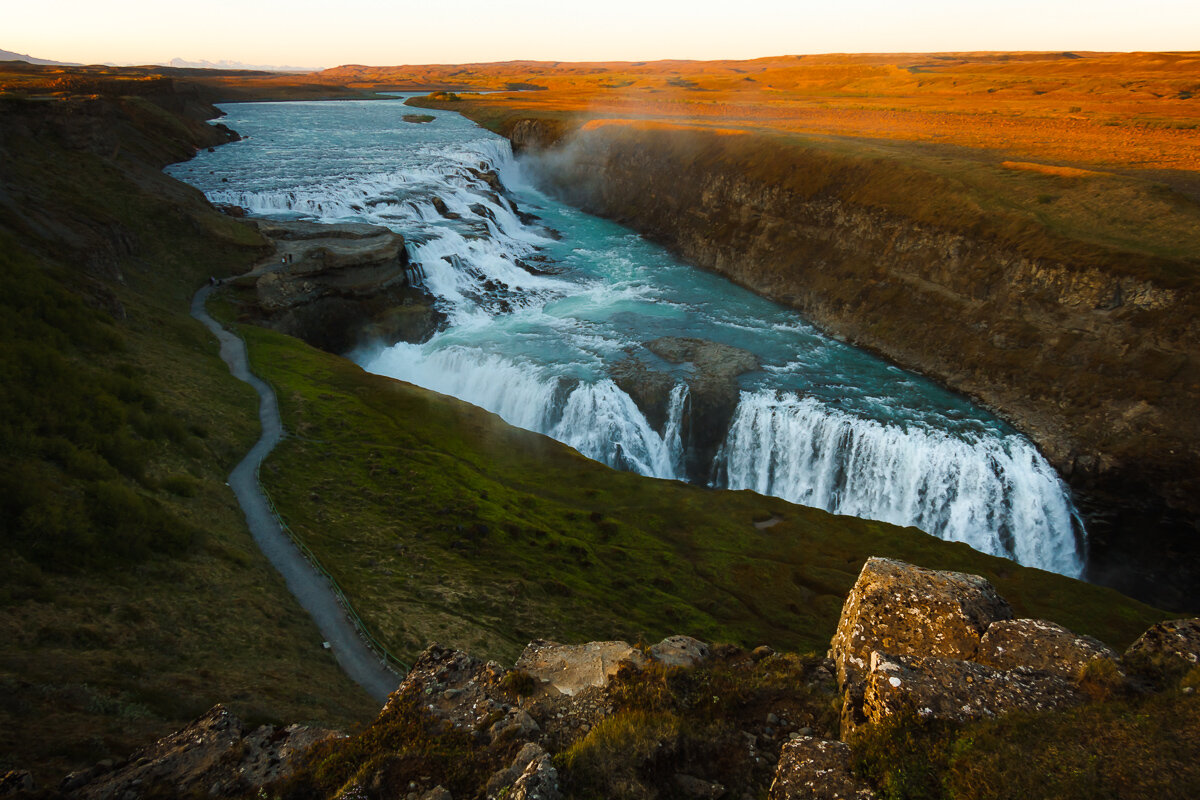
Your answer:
[506,121,1200,609]
[231,219,443,354]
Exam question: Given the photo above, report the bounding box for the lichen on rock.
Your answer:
[829,556,1013,734]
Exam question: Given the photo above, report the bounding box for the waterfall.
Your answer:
[178,101,1088,578]
[714,391,1085,576]
[362,345,684,481]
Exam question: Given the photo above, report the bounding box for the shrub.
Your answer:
[558,710,681,800]
[500,669,537,697]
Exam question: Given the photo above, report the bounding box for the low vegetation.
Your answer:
[0,90,376,784]
[263,647,1200,800]
[227,317,1163,668]
[851,683,1200,800]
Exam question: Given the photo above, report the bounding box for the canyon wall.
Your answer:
[504,119,1200,607]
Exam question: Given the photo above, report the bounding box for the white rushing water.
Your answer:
[170,98,1086,576]
[715,392,1083,571]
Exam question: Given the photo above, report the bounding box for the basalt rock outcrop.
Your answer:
[611,336,759,481]
[506,119,1200,610]
[237,219,443,353]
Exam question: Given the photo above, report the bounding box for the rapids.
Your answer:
[169,97,1086,576]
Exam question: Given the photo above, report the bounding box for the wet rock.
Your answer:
[767,737,875,800]
[650,635,711,668]
[609,336,759,481]
[515,208,541,225]
[468,166,505,193]
[977,618,1119,679]
[430,196,461,219]
[516,639,646,697]
[609,357,679,431]
[1124,618,1200,667]
[242,219,443,352]
[830,557,1012,734]
[469,202,498,223]
[863,651,1086,725]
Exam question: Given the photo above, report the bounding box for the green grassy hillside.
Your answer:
[227,317,1163,665]
[0,93,377,785]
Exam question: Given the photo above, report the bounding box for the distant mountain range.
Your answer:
[0,48,318,72]
[167,57,319,73]
[0,48,79,65]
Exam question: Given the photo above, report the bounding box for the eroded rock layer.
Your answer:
[506,120,1200,608]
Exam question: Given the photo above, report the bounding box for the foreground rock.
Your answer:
[977,618,1119,678]
[42,590,1194,799]
[238,219,443,353]
[830,557,1013,733]
[769,738,875,800]
[516,639,647,697]
[59,705,336,799]
[1124,618,1200,668]
[863,651,1086,725]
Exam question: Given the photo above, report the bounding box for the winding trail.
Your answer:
[191,285,399,703]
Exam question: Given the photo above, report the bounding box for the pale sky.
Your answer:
[9,0,1200,69]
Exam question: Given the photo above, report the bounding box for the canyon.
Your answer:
[405,107,1200,610]
[1,55,1197,792]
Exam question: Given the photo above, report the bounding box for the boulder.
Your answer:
[767,737,875,800]
[862,651,1086,726]
[486,742,548,799]
[515,639,646,697]
[977,618,1119,679]
[507,752,562,800]
[650,635,711,668]
[0,771,35,795]
[830,558,1012,734]
[1124,618,1200,668]
[242,219,443,353]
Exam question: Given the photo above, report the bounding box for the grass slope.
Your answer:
[0,95,376,784]
[233,320,1164,668]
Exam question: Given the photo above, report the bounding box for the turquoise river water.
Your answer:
[168,97,1086,576]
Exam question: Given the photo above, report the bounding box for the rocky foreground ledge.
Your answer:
[14,558,1198,799]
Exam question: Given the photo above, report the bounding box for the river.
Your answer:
[168,97,1086,576]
